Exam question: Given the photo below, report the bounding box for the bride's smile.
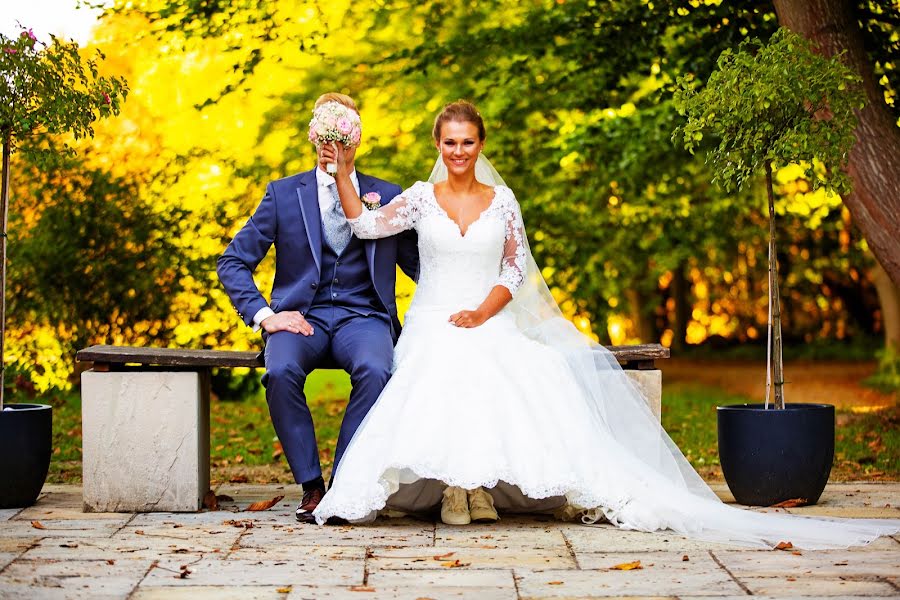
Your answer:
[437,120,484,175]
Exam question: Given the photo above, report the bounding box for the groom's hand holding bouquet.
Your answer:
[309,101,362,175]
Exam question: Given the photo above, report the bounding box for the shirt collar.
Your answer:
[316,167,358,187]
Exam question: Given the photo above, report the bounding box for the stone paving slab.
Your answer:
[0,517,130,538]
[239,520,435,548]
[739,575,898,596]
[138,557,363,587]
[514,564,744,598]
[131,586,287,599]
[0,510,22,522]
[562,524,738,553]
[0,557,153,599]
[435,517,568,549]
[288,584,518,599]
[228,544,366,562]
[1,483,899,599]
[714,547,900,577]
[369,545,576,570]
[14,488,126,521]
[22,534,228,561]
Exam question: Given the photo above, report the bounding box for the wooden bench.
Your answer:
[76,343,669,512]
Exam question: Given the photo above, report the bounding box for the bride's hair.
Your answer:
[432,100,486,142]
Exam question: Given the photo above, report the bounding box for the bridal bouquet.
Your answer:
[308,102,362,174]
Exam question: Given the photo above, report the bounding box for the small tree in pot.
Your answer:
[0,27,126,507]
[673,27,864,506]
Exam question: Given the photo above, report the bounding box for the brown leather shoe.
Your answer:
[295,488,324,524]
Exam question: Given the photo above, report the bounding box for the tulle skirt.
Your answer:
[314,307,899,549]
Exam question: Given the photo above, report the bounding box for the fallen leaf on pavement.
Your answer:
[547,581,564,585]
[610,560,642,571]
[792,551,802,556]
[223,519,255,529]
[276,588,291,593]
[59,543,78,548]
[203,490,218,511]
[106,559,115,565]
[31,521,46,530]
[441,559,471,568]
[229,474,249,483]
[774,541,793,551]
[433,552,455,560]
[834,561,849,566]
[682,555,689,561]
[771,498,808,508]
[246,495,284,512]
[349,585,376,592]
[135,530,144,535]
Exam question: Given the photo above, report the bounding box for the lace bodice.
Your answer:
[348,182,527,310]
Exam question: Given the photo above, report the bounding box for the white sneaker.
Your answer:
[441,486,471,525]
[467,487,499,523]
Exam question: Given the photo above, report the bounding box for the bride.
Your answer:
[313,100,898,549]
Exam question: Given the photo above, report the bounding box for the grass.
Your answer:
[661,383,900,481]
[25,371,899,486]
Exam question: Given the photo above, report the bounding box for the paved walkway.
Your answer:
[0,483,898,599]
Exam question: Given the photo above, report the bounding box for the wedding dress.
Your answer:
[313,174,898,549]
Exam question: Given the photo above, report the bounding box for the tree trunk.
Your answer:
[0,131,10,411]
[871,261,900,351]
[670,262,690,352]
[773,0,900,287]
[625,288,657,344]
[765,163,786,409]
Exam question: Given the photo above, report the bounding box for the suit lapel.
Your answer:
[296,169,322,276]
[357,172,378,281]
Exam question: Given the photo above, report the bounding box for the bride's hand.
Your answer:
[449,309,488,328]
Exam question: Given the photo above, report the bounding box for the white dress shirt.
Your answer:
[252,168,360,330]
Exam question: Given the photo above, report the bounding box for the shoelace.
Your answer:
[469,490,493,511]
[443,488,467,512]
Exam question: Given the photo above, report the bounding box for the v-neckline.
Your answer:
[429,183,499,238]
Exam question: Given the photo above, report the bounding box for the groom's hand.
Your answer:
[449,310,488,328]
[261,311,314,336]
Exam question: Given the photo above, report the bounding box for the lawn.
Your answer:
[36,371,899,486]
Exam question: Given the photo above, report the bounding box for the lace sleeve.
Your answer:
[496,189,527,295]
[347,182,427,239]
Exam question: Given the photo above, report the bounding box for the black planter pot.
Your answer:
[717,403,834,507]
[0,403,53,508]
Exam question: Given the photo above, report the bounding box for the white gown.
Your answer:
[313,181,899,549]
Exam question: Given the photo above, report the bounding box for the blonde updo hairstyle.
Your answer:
[432,100,486,142]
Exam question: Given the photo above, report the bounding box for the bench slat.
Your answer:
[76,343,669,368]
[76,345,262,368]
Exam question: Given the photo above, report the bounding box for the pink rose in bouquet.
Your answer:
[308,102,363,174]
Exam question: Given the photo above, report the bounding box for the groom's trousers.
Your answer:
[262,306,393,486]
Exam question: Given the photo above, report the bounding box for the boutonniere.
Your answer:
[361,191,382,210]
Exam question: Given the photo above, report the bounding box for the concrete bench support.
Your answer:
[76,343,669,513]
[81,370,210,512]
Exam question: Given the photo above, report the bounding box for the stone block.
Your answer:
[625,369,662,420]
[81,369,210,512]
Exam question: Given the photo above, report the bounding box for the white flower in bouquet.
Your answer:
[308,102,363,174]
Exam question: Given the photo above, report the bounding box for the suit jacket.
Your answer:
[217,168,419,341]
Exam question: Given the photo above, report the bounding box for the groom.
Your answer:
[217,92,418,523]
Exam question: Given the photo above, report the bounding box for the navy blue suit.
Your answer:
[217,168,418,484]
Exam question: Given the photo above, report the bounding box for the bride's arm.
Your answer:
[330,143,421,239]
[449,194,526,328]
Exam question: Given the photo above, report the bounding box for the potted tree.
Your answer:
[673,28,864,506]
[0,27,126,507]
